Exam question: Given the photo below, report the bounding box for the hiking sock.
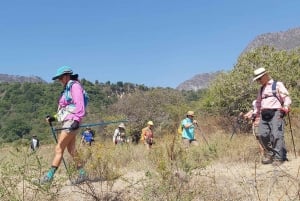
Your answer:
[77,167,86,176]
[46,166,58,179]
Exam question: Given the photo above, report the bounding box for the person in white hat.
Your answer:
[181,111,199,148]
[141,121,154,149]
[252,67,291,166]
[113,123,127,145]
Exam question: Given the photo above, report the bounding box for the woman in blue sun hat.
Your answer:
[39,66,87,184]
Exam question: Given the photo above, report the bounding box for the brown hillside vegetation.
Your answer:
[1,114,300,201]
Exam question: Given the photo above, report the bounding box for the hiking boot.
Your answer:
[32,175,53,185]
[71,174,88,185]
[272,159,284,166]
[261,155,273,164]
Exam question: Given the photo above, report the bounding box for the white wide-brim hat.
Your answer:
[147,121,154,126]
[253,67,267,81]
[118,123,126,129]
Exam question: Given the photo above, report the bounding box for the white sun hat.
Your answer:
[118,123,126,129]
[253,67,267,81]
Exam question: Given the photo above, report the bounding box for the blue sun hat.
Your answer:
[52,66,73,80]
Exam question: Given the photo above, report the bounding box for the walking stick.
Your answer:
[287,113,297,158]
[49,121,69,173]
[54,119,128,131]
[252,123,264,156]
[196,124,209,146]
[230,115,240,141]
[230,129,236,141]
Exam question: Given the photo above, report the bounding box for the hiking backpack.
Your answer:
[260,80,283,106]
[177,121,183,135]
[64,80,89,108]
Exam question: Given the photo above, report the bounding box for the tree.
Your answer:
[1,119,31,142]
[202,46,300,116]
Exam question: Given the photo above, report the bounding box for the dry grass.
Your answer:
[1,120,300,201]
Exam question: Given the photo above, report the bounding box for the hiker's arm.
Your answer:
[278,82,292,108]
[70,83,85,122]
[253,91,262,117]
[244,110,253,119]
[183,119,193,128]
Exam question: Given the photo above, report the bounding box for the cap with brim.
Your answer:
[187,111,195,116]
[52,66,73,80]
[253,67,267,81]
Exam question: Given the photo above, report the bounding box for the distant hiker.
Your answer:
[113,123,127,145]
[252,67,291,166]
[131,131,141,144]
[30,135,40,151]
[181,111,199,147]
[232,112,246,135]
[142,121,154,149]
[39,66,88,184]
[81,127,94,146]
[244,100,264,155]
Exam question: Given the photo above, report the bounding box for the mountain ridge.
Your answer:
[0,74,46,83]
[176,27,300,91]
[242,27,300,53]
[2,27,300,89]
[176,71,221,91]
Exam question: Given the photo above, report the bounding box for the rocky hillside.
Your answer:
[177,27,300,91]
[0,74,46,83]
[176,71,220,91]
[243,27,300,53]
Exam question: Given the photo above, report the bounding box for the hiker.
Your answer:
[30,135,40,151]
[113,123,127,145]
[252,67,291,165]
[232,112,246,135]
[181,111,199,147]
[81,127,94,146]
[141,121,154,149]
[40,66,87,184]
[244,100,264,155]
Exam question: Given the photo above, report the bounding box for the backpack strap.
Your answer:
[260,80,283,106]
[64,80,75,103]
[271,80,277,98]
[272,80,283,105]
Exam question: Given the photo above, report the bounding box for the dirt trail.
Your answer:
[195,156,300,200]
[56,155,300,201]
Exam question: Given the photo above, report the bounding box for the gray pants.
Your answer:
[258,110,286,161]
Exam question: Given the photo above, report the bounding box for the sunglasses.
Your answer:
[257,76,264,81]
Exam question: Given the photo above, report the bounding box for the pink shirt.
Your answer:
[58,81,85,122]
[255,79,291,111]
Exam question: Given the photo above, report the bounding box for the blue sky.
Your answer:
[1,0,299,88]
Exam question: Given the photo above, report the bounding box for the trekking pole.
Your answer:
[230,116,239,141]
[230,129,236,141]
[195,124,209,146]
[54,119,129,131]
[287,113,297,158]
[48,121,69,173]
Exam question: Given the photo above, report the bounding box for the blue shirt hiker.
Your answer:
[81,127,94,146]
[181,111,199,147]
[182,117,195,140]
